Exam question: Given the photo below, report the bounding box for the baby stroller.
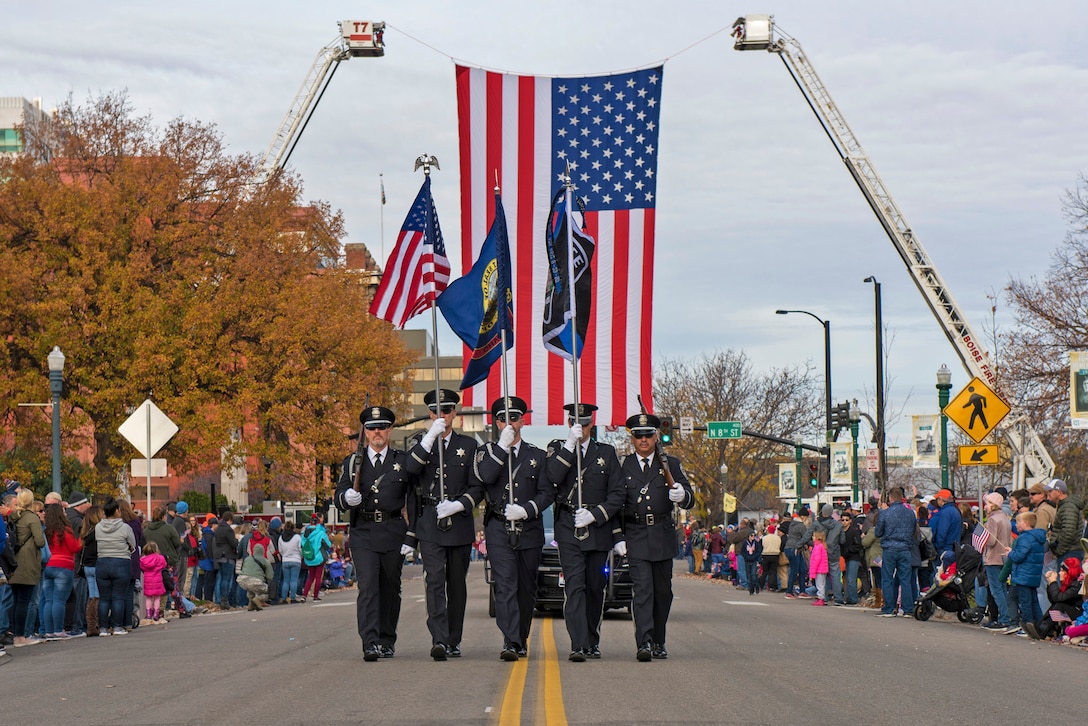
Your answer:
[913,543,985,624]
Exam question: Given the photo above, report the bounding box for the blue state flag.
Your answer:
[437,192,513,389]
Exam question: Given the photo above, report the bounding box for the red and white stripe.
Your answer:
[369,229,450,329]
[455,66,655,426]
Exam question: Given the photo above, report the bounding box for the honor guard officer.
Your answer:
[615,413,694,662]
[334,406,418,662]
[404,389,482,661]
[473,396,555,662]
[545,403,625,662]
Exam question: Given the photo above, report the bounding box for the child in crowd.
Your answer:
[741,528,763,594]
[328,550,345,589]
[1007,511,1047,635]
[139,541,168,624]
[809,530,829,606]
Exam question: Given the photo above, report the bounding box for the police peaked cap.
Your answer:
[490,396,527,419]
[626,412,660,434]
[424,389,460,407]
[563,402,598,418]
[360,406,396,426]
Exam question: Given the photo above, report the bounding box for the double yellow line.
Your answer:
[496,617,568,726]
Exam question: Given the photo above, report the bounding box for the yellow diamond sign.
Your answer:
[944,377,1010,444]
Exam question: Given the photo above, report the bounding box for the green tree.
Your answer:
[0,92,412,498]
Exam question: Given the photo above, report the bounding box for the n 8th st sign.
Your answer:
[707,421,742,439]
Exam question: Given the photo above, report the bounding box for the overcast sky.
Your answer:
[5,1,1087,454]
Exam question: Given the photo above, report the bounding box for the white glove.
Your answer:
[344,489,363,507]
[498,426,516,452]
[435,499,465,518]
[564,424,583,451]
[613,541,628,557]
[505,503,528,521]
[574,507,595,528]
[668,484,685,503]
[421,418,447,450]
[400,544,414,557]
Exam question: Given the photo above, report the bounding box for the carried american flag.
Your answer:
[971,522,991,553]
[369,176,450,328]
[455,64,663,425]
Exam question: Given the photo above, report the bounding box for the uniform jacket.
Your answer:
[334,446,416,553]
[473,440,554,551]
[405,430,483,546]
[618,451,694,561]
[546,439,625,552]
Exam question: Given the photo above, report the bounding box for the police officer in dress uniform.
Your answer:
[334,406,418,662]
[404,389,482,661]
[545,403,625,662]
[615,413,694,662]
[473,396,555,661]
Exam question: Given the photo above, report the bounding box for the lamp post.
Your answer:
[719,463,730,527]
[47,346,65,495]
[936,364,953,492]
[862,276,887,491]
[848,399,861,502]
[776,309,832,444]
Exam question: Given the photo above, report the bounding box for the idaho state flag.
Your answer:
[437,191,513,389]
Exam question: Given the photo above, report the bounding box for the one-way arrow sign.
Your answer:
[958,445,998,466]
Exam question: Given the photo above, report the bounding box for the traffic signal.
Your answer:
[829,401,850,440]
[807,461,819,488]
[659,416,674,446]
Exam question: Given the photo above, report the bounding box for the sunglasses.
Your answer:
[430,404,456,414]
[495,413,521,423]
[632,431,656,439]
[365,423,392,431]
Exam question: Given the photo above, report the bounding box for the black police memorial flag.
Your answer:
[542,190,595,362]
[437,191,513,389]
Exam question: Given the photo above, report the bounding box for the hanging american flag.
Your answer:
[455,64,663,425]
[971,522,991,553]
[369,175,450,328]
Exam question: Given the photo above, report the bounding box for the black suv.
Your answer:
[485,507,633,617]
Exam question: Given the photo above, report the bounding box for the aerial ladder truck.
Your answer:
[733,14,1054,488]
[260,20,385,178]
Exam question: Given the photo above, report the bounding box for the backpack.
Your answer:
[301,533,317,562]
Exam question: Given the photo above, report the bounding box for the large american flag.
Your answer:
[971,522,991,553]
[369,176,451,328]
[455,64,663,425]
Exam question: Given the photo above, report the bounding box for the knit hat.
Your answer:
[820,504,833,517]
[68,491,89,507]
[270,517,282,530]
[767,524,776,534]
[175,501,189,514]
[983,492,1004,509]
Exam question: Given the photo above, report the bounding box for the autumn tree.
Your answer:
[653,350,821,520]
[0,92,412,498]
[1004,173,1088,489]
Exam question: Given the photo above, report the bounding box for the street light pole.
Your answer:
[47,346,65,495]
[719,463,730,527]
[776,309,832,444]
[848,399,861,502]
[862,276,887,491]
[936,364,953,492]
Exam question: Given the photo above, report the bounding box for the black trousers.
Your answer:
[557,545,608,650]
[486,526,541,648]
[420,541,471,647]
[629,557,674,647]
[351,547,404,649]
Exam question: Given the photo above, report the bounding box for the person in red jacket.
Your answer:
[42,503,83,640]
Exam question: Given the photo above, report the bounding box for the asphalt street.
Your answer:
[2,565,1084,725]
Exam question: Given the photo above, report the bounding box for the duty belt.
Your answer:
[359,509,401,523]
[625,512,669,526]
[487,503,510,522]
[557,503,597,515]
[421,496,440,507]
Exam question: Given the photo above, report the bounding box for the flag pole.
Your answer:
[564,164,588,542]
[379,172,385,262]
[495,173,517,539]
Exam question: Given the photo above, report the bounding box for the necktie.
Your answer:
[374,453,382,468]
[641,457,650,473]
[511,446,518,459]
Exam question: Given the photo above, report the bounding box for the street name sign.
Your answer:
[943,377,1010,444]
[707,421,743,439]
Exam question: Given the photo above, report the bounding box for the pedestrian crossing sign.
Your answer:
[943,376,1010,444]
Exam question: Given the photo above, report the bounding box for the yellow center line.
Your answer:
[497,642,529,726]
[539,618,568,726]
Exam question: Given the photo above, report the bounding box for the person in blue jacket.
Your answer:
[1007,510,1047,633]
[929,489,962,562]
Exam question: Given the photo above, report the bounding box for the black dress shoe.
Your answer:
[500,642,519,661]
[587,645,601,659]
[651,643,668,659]
[516,646,527,658]
[446,644,461,658]
[569,648,587,662]
[636,643,653,662]
[363,645,382,662]
[431,644,448,661]
[380,645,395,659]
